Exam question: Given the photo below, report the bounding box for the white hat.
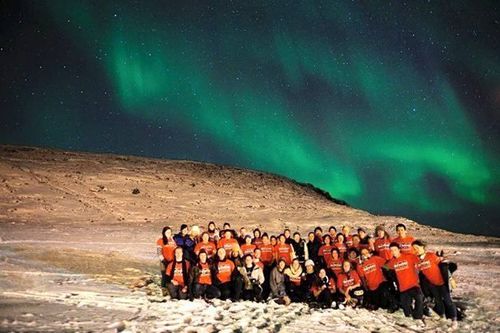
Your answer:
[305,259,315,267]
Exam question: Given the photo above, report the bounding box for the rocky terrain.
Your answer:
[0,145,498,332]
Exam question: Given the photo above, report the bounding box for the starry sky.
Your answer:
[1,1,499,236]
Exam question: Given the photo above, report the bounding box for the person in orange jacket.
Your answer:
[165,247,191,299]
[156,226,176,288]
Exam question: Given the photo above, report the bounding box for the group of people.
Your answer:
[156,222,459,327]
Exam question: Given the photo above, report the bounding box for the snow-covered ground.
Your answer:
[0,146,499,332]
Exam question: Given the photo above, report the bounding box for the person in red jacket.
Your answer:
[374,225,392,261]
[325,248,343,280]
[241,235,257,256]
[274,234,295,265]
[258,233,274,300]
[317,235,334,268]
[358,248,397,311]
[334,233,348,257]
[393,223,415,254]
[214,247,242,300]
[194,232,217,259]
[218,229,242,256]
[387,242,424,321]
[156,226,177,289]
[336,260,364,308]
[165,247,191,299]
[412,240,458,326]
[252,228,263,247]
[191,250,221,300]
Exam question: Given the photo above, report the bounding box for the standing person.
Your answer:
[174,224,196,263]
[337,261,364,308]
[238,254,265,301]
[325,248,344,281]
[270,259,291,305]
[214,248,242,301]
[387,242,424,322]
[334,233,348,258]
[190,250,221,300]
[306,232,321,265]
[357,248,396,311]
[206,221,220,244]
[238,227,248,245]
[311,268,337,308]
[194,232,217,259]
[318,235,334,268]
[253,248,264,269]
[156,226,176,289]
[165,247,191,299]
[218,230,241,255]
[284,258,305,302]
[328,226,337,241]
[393,223,415,254]
[270,235,278,247]
[290,232,308,264]
[313,226,323,241]
[274,234,295,266]
[252,228,263,247]
[241,235,257,256]
[412,240,458,327]
[341,225,353,248]
[374,225,392,261]
[258,233,274,300]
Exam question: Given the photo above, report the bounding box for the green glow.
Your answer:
[40,1,499,220]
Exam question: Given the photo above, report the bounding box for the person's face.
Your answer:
[396,227,406,237]
[284,230,291,238]
[279,235,286,244]
[413,244,425,255]
[361,249,370,260]
[181,227,188,236]
[377,229,385,238]
[208,223,215,232]
[240,228,246,236]
[254,249,261,259]
[342,226,350,235]
[342,261,351,272]
[225,231,232,239]
[315,230,322,237]
[294,234,300,242]
[308,233,315,241]
[306,265,314,273]
[245,256,253,266]
[324,236,331,245]
[390,246,400,258]
[223,223,230,230]
[175,248,183,260]
[359,230,366,239]
[202,233,209,242]
[263,236,270,245]
[245,237,252,244]
[199,252,207,263]
[165,229,172,237]
[292,260,300,269]
[352,236,360,245]
[254,230,260,238]
[348,251,357,259]
[217,248,226,260]
[332,250,339,260]
[278,261,286,270]
[319,269,326,279]
[337,235,344,243]
[271,237,277,245]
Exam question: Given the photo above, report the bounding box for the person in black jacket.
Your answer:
[306,232,320,265]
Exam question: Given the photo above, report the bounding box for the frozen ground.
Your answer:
[0,146,499,332]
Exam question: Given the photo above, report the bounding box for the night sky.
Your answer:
[1,1,499,236]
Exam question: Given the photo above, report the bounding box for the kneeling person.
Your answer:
[191,250,221,300]
[238,254,265,301]
[165,247,191,299]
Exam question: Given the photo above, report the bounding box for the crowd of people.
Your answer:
[156,222,459,328]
